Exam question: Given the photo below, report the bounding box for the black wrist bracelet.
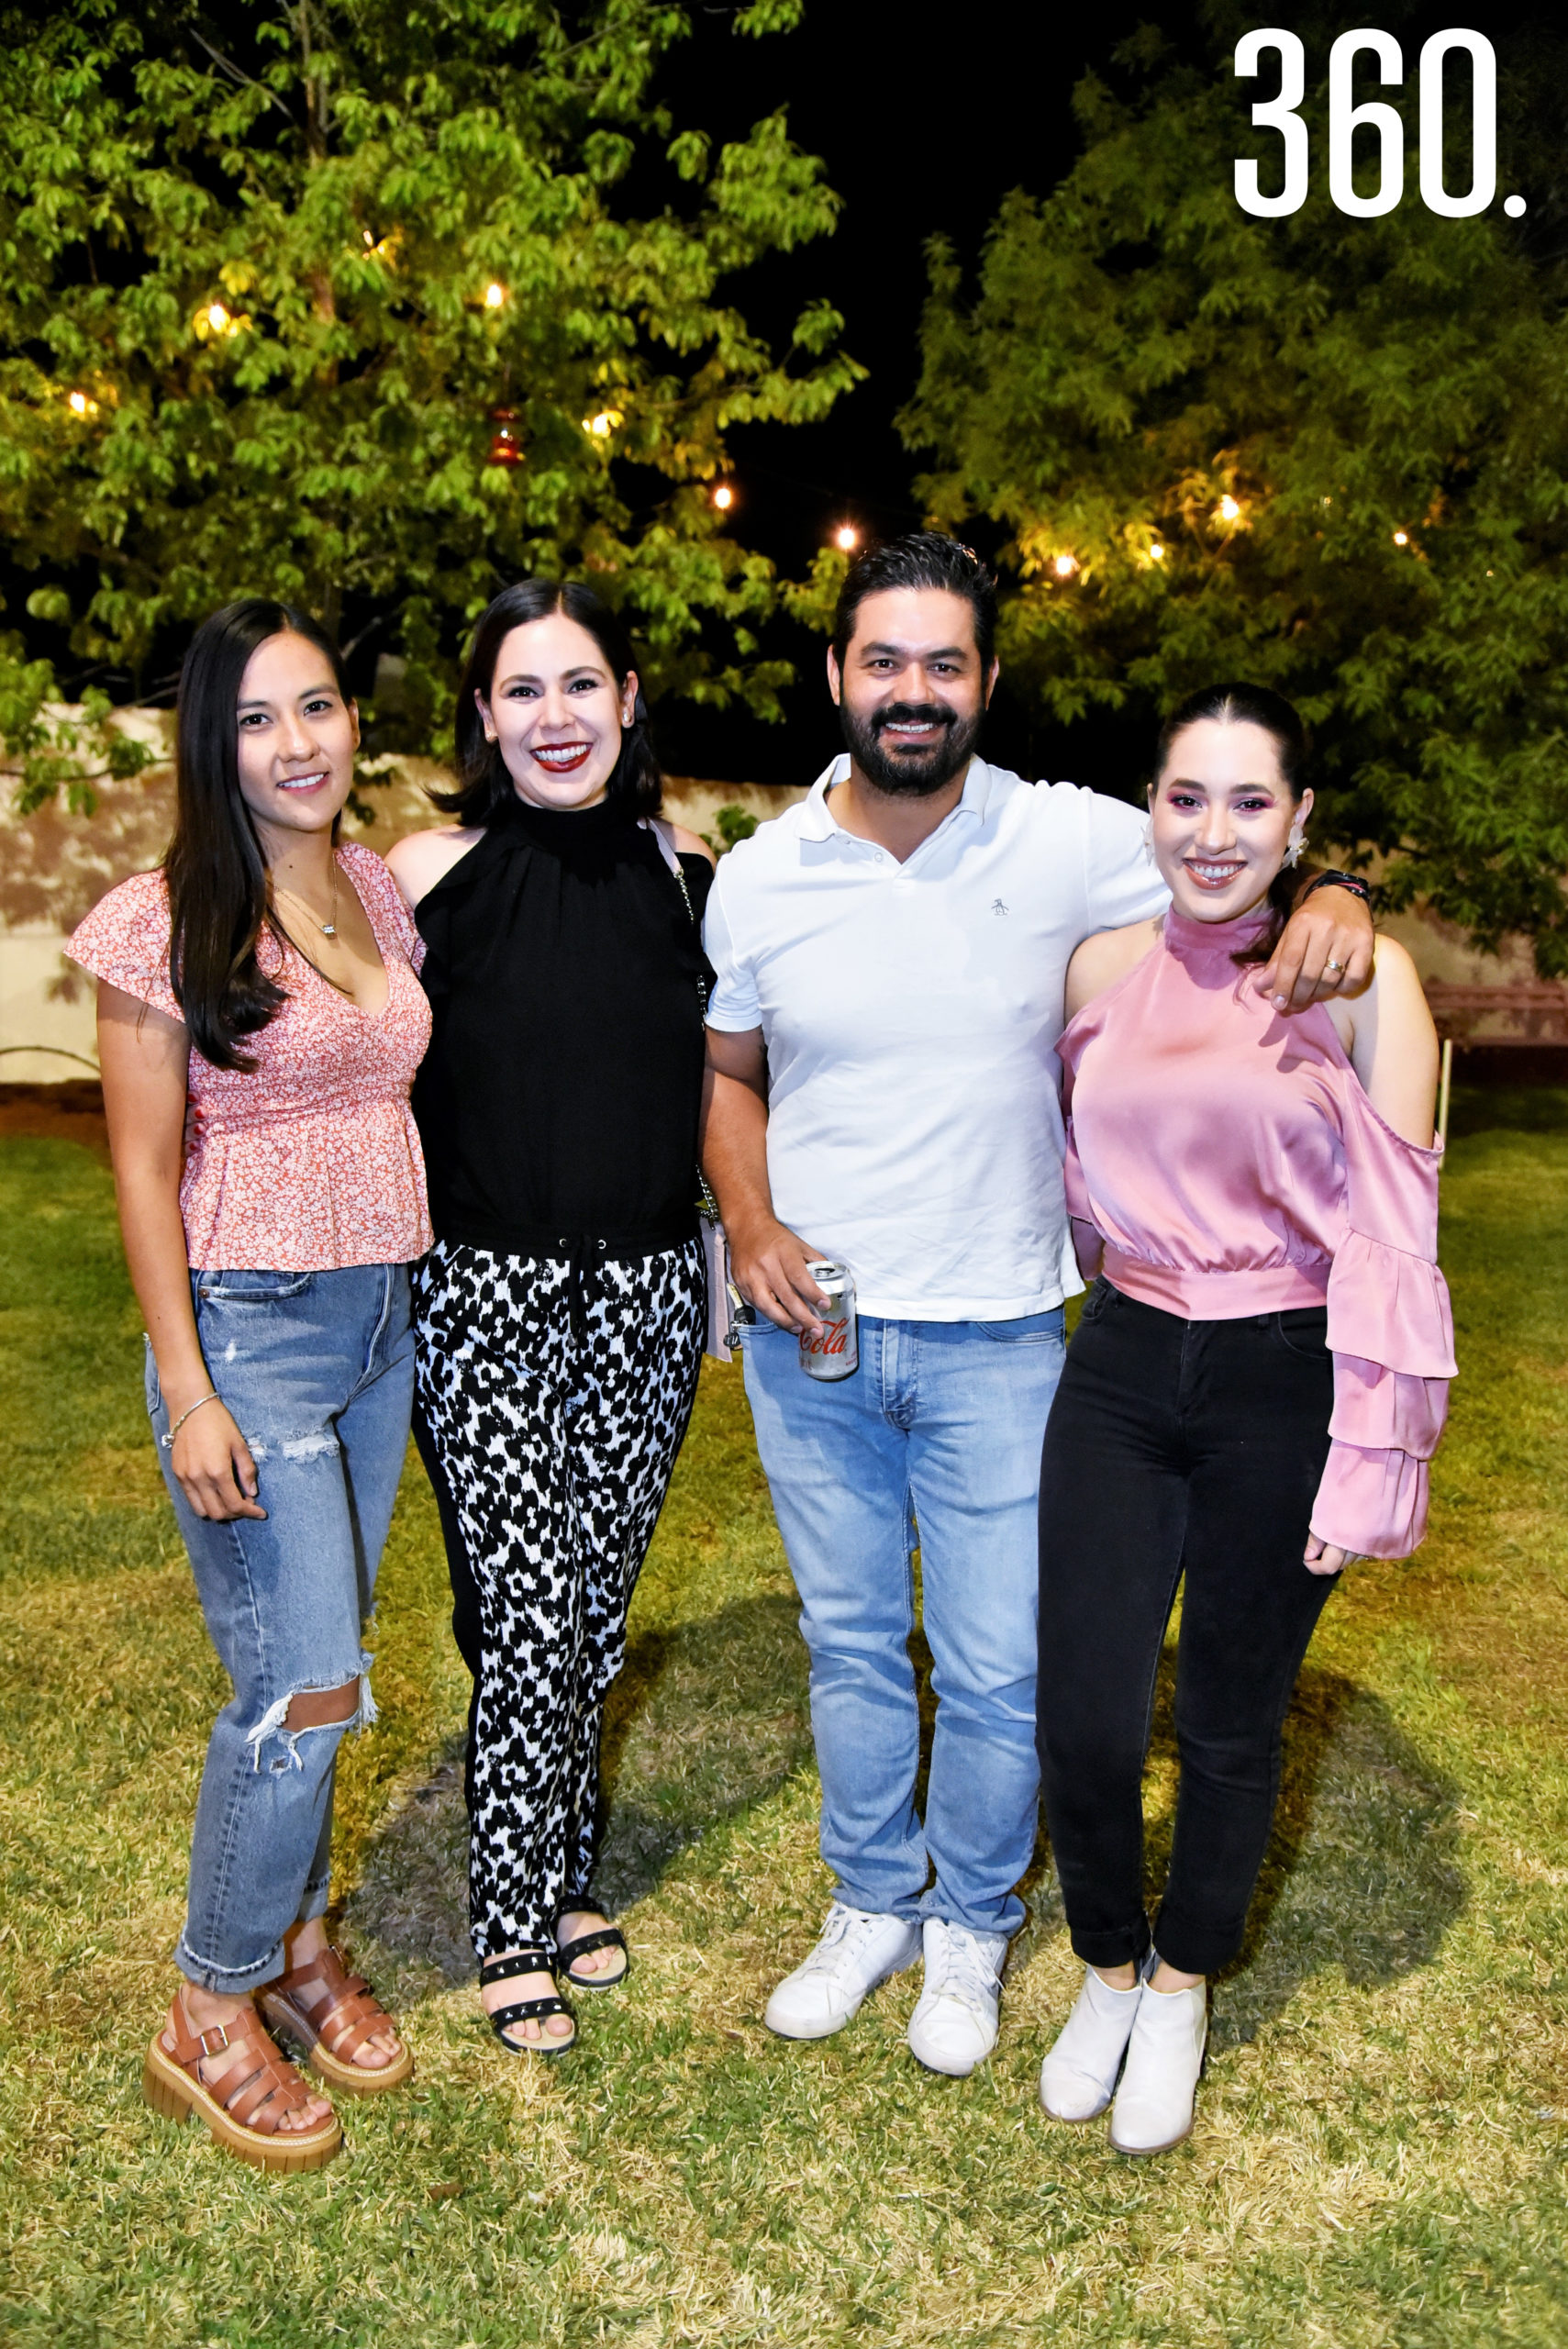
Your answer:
[1299,868,1370,905]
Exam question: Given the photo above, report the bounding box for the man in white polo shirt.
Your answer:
[700,533,1372,2078]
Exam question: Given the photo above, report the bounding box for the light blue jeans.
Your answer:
[742,1308,1065,1938]
[148,1264,414,1993]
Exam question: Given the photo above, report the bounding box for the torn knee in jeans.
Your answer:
[245,1665,378,1772]
[286,1679,361,1731]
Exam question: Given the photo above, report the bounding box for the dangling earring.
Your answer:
[1284,820,1307,867]
[1141,818,1157,865]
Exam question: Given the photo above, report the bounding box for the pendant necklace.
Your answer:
[274,863,340,941]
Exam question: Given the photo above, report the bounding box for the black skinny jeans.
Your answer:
[1037,1281,1337,1978]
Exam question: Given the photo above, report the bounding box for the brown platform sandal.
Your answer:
[259,1943,414,2096]
[143,1992,342,2173]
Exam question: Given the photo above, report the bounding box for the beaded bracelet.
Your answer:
[1299,868,1371,906]
[161,1390,221,1450]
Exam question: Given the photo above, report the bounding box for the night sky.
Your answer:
[648,1,1556,797]
[650,0,1203,795]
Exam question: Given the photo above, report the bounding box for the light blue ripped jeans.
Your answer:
[149,1264,414,1994]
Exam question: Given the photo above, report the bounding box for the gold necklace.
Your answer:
[273,863,340,941]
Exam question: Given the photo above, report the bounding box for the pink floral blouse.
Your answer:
[68,842,433,1271]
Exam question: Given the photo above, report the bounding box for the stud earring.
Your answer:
[1284,821,1307,867]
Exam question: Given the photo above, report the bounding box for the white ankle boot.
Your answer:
[1039,1966,1144,2121]
[1107,1976,1208,2155]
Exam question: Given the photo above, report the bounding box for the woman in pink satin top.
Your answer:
[1033,682,1452,2161]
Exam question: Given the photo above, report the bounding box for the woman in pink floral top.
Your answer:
[69,601,431,2173]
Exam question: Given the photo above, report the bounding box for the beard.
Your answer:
[839,696,984,797]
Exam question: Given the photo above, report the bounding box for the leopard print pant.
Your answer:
[412,1239,705,1961]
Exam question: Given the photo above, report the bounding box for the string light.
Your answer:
[1150,543,1165,562]
[193,301,247,343]
[486,406,525,467]
[66,391,98,419]
[1393,529,1409,546]
[834,524,859,552]
[584,409,622,439]
[484,282,507,309]
[1053,553,1078,578]
[712,484,735,512]
[1218,495,1241,521]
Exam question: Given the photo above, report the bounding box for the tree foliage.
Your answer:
[0,0,856,795]
[904,17,1568,967]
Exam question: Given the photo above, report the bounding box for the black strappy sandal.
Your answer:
[480,1951,575,2055]
[553,1914,630,1993]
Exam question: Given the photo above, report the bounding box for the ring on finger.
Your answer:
[1323,957,1343,978]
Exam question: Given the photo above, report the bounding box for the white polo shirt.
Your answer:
[703,753,1169,1321]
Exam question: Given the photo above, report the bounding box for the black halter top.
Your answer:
[410,795,714,1256]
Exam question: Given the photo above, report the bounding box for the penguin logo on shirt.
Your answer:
[991,899,1009,916]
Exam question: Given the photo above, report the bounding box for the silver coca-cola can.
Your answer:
[799,1260,858,1380]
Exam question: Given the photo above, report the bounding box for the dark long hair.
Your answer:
[432,578,663,825]
[163,599,353,1072]
[1152,683,1308,966]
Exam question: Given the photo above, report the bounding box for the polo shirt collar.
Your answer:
[801,752,997,842]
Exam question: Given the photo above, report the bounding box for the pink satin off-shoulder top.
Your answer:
[68,842,433,1272]
[1059,907,1455,1561]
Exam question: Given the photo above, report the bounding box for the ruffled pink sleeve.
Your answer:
[65,870,183,1020]
[1311,1079,1455,1559]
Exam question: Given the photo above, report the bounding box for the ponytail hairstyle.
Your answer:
[163,598,354,1072]
[433,578,663,826]
[1152,682,1309,967]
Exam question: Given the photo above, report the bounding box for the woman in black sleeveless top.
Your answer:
[388,581,713,2054]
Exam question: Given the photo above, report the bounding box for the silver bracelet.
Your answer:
[161,1390,221,1450]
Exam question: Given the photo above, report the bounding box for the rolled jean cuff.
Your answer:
[173,1929,289,1998]
[1066,1915,1152,1972]
[1151,1906,1244,1979]
[296,1874,332,1925]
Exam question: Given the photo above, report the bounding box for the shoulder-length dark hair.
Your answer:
[1152,682,1309,967]
[432,578,662,826]
[163,598,353,1072]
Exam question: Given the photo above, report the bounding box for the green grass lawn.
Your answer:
[3,1095,1567,2346]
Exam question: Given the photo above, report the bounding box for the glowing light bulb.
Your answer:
[1053,553,1078,578]
[1150,543,1165,562]
[68,391,91,417]
[484,282,506,309]
[1219,495,1240,521]
[584,409,622,439]
[486,407,525,468]
[834,524,859,552]
[207,304,230,333]
[713,484,734,512]
[1393,529,1409,546]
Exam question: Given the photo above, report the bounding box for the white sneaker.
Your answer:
[1108,1976,1208,2155]
[906,1919,1009,2077]
[1039,1965,1144,2121]
[764,1903,921,2041]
